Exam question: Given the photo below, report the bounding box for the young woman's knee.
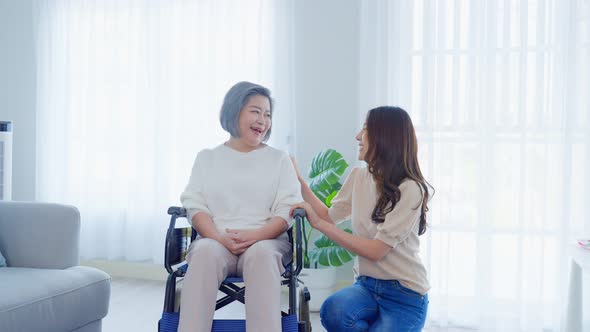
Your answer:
[320,293,359,330]
[320,295,342,329]
[320,285,378,331]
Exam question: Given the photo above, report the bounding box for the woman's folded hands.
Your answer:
[220,228,260,255]
[219,230,257,255]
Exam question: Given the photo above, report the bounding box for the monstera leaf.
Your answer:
[308,229,356,267]
[308,149,348,207]
[298,148,356,268]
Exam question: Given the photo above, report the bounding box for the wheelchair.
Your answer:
[158,206,312,332]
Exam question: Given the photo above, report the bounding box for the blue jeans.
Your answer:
[320,276,428,332]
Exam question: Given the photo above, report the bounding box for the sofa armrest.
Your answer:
[0,201,80,269]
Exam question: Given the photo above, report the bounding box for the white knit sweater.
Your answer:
[180,144,302,233]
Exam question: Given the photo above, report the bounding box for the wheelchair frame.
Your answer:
[159,206,311,332]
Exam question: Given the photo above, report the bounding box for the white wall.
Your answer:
[293,0,361,281]
[0,0,36,201]
[293,0,361,177]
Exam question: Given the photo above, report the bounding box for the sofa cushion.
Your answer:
[0,266,110,332]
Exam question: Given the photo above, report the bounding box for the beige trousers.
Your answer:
[178,234,291,332]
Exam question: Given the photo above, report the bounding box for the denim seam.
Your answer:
[343,307,378,329]
[397,287,424,299]
[406,318,420,331]
[393,282,424,300]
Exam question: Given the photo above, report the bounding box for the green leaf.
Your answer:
[337,248,353,263]
[308,149,349,204]
[329,249,342,266]
[330,182,342,192]
[313,228,353,248]
[309,149,348,179]
[313,234,332,248]
[308,229,356,267]
[325,190,338,207]
[313,190,329,205]
[301,148,354,268]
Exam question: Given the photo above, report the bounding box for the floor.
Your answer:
[103,277,474,332]
[103,277,322,332]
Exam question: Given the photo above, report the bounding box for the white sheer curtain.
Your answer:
[360,0,589,331]
[34,0,294,263]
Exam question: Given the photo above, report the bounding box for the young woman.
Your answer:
[291,106,433,332]
[178,81,301,332]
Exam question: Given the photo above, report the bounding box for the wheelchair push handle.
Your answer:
[167,206,187,217]
[292,208,306,219]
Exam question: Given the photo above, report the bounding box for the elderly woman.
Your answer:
[178,81,301,332]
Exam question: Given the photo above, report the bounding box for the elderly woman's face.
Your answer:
[237,94,271,147]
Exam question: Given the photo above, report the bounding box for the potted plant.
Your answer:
[298,149,356,311]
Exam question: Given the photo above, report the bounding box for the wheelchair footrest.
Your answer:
[160,312,179,332]
[159,312,299,332]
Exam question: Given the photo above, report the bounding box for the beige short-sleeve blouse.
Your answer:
[328,167,430,295]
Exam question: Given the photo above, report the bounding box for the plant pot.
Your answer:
[298,267,337,312]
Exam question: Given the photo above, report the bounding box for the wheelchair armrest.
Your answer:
[165,206,191,274]
[291,208,306,277]
[167,206,187,217]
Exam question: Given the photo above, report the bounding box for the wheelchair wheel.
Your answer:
[298,287,312,332]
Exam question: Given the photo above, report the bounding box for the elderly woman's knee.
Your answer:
[246,240,279,256]
[188,238,226,264]
[241,240,284,268]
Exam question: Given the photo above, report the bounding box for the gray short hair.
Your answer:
[219,81,274,141]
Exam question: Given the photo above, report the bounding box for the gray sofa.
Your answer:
[0,201,111,332]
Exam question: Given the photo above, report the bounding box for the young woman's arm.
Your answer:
[291,180,425,261]
[298,175,333,223]
[290,157,333,223]
[290,202,390,261]
[316,222,390,261]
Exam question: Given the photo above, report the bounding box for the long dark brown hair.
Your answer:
[364,106,433,235]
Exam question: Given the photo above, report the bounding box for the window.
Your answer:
[35,0,294,262]
[360,0,590,330]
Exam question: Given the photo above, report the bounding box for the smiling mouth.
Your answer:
[251,127,264,135]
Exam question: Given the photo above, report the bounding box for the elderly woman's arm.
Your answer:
[225,216,288,243]
[193,212,255,255]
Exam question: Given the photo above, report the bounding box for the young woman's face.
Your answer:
[355,124,369,161]
[237,94,272,147]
